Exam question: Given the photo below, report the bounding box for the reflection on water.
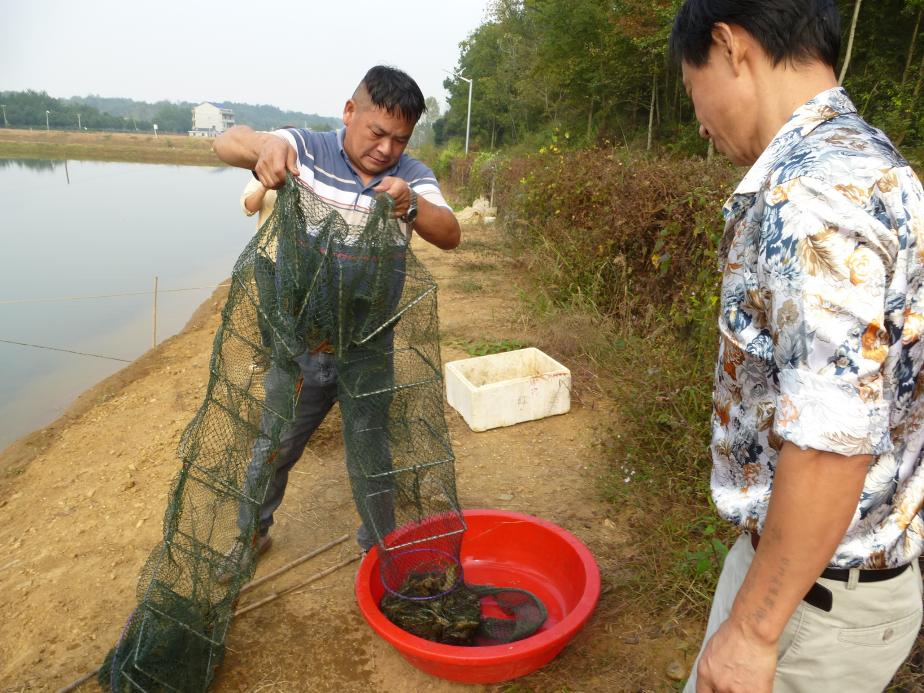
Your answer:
[0,158,257,450]
[0,158,64,172]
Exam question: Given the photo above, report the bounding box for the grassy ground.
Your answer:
[0,127,223,166]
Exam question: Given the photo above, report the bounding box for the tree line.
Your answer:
[0,90,160,132]
[437,0,924,154]
[0,90,341,133]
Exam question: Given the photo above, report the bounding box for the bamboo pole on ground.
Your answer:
[240,533,350,594]
[234,553,362,617]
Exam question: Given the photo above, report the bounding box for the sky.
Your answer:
[1,0,493,118]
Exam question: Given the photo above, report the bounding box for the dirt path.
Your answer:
[0,224,697,692]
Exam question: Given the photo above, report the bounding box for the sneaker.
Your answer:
[216,533,272,584]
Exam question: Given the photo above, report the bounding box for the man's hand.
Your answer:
[373,177,411,218]
[254,135,299,189]
[696,618,777,692]
[214,126,299,188]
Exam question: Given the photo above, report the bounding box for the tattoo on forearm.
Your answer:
[755,557,790,624]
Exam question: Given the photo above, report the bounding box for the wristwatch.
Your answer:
[402,188,418,225]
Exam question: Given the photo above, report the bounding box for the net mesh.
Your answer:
[100,176,544,691]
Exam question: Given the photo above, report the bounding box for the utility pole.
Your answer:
[45,110,50,130]
[0,104,7,127]
[77,112,81,130]
[463,74,473,155]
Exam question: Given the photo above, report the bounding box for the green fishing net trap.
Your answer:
[100,176,546,691]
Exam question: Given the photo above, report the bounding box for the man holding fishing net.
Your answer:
[213,65,461,567]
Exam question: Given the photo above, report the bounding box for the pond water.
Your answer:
[0,158,258,450]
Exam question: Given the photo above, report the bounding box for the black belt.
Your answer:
[749,533,910,611]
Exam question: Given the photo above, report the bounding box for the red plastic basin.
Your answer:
[354,509,600,684]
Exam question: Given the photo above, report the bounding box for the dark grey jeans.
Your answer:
[238,340,396,552]
[240,237,405,551]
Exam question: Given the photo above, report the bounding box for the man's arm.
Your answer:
[696,442,870,692]
[214,125,298,189]
[412,196,461,249]
[243,183,267,215]
[373,177,461,250]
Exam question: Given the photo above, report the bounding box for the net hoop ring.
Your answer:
[379,547,463,601]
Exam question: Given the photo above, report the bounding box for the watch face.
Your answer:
[405,189,418,223]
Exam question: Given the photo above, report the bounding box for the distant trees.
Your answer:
[151,102,192,133]
[0,90,147,131]
[411,96,441,148]
[438,0,924,153]
[0,91,341,134]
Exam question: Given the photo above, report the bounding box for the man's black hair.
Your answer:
[670,0,841,69]
[358,65,427,124]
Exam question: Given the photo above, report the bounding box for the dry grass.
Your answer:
[0,128,222,166]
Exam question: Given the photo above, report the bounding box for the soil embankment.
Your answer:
[0,128,222,166]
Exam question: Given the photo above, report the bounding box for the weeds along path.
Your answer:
[0,222,696,691]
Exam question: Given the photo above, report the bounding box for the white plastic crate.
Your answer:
[445,347,571,432]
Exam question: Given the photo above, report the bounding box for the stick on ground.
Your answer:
[234,553,362,617]
[240,533,350,594]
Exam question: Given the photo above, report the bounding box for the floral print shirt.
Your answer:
[712,87,924,568]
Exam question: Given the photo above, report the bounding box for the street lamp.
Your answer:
[45,110,50,130]
[444,69,473,155]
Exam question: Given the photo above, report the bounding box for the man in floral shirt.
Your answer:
[671,1,924,691]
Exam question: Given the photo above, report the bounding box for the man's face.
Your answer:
[342,100,415,180]
[682,44,759,166]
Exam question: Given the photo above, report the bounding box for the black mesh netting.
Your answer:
[99,176,545,691]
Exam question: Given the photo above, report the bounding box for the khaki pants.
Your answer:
[684,535,922,692]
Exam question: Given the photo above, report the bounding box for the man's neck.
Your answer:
[753,63,839,154]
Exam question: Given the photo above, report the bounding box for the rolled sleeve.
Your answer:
[774,370,890,455]
[402,159,452,211]
[240,177,262,217]
[764,176,894,456]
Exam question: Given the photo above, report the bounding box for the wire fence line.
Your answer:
[0,280,233,362]
[0,338,133,363]
[0,282,231,305]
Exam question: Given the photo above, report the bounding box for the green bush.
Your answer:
[497,148,735,320]
[490,147,739,615]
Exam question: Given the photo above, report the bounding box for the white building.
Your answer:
[189,102,235,137]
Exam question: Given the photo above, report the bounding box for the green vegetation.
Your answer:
[437,0,924,156]
[450,278,485,294]
[453,338,529,357]
[0,90,340,134]
[489,147,736,614]
[0,89,148,132]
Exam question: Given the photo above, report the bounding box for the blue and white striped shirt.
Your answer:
[273,127,450,243]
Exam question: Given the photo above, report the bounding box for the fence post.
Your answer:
[152,276,158,348]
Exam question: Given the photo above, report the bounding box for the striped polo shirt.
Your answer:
[273,127,450,244]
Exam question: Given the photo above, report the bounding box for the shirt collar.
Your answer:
[723,87,857,217]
